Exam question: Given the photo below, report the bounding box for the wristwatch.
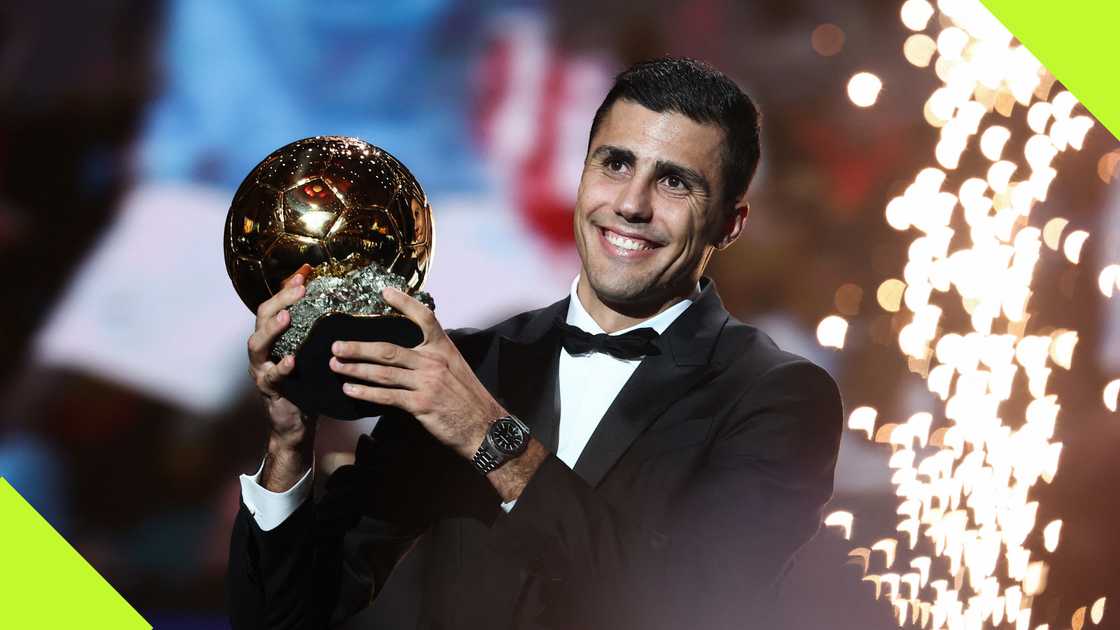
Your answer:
[472,414,531,475]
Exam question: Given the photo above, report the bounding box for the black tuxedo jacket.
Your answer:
[227,278,843,629]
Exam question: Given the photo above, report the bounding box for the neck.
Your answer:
[576,274,698,333]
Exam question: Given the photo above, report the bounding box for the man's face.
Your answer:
[574,99,737,311]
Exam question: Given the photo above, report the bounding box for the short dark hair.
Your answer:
[588,57,762,207]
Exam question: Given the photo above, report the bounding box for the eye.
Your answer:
[662,174,689,192]
[606,158,627,173]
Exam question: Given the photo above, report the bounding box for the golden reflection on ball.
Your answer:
[223,136,433,312]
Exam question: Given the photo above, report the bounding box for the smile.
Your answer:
[598,227,660,257]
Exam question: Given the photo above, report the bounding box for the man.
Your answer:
[228,57,843,629]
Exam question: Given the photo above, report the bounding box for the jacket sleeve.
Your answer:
[226,410,454,629]
[489,359,844,629]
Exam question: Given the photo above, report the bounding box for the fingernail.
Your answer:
[332,341,342,354]
[276,310,285,321]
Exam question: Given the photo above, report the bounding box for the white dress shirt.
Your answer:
[239,455,315,531]
[240,276,697,530]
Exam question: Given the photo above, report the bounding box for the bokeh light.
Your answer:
[821,0,1110,627]
[818,315,850,349]
[848,72,884,107]
[812,23,846,56]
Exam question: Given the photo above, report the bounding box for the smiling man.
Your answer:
[228,57,843,630]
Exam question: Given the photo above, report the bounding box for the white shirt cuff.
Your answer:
[239,455,314,532]
[500,498,517,513]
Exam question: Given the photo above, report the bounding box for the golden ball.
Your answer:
[223,136,433,312]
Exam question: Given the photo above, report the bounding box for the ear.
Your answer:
[713,195,749,251]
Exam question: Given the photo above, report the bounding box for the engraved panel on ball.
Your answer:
[262,234,330,295]
[382,150,426,231]
[409,190,432,249]
[384,190,426,287]
[282,178,344,239]
[413,200,434,288]
[325,206,402,271]
[379,150,431,288]
[398,170,431,245]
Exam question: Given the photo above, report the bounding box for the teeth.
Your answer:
[604,229,653,251]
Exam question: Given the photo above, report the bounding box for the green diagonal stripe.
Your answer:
[981,0,1120,141]
[0,478,150,629]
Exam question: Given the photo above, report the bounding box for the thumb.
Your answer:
[283,264,313,288]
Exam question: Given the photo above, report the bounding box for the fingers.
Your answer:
[256,355,296,397]
[248,304,297,366]
[254,283,306,332]
[342,382,405,408]
[330,357,417,389]
[246,265,311,402]
[282,263,312,289]
[331,340,427,369]
[255,264,311,330]
[381,287,441,341]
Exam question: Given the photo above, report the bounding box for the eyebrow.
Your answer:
[590,144,635,164]
[590,144,712,196]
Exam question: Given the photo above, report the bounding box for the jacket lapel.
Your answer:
[573,279,730,487]
[495,298,568,452]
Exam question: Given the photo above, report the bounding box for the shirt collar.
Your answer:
[565,275,699,336]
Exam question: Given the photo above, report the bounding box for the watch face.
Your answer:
[490,418,527,455]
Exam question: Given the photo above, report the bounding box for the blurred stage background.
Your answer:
[0,1,1117,628]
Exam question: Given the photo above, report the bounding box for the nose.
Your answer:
[614,174,653,223]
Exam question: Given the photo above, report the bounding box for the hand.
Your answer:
[329,287,505,461]
[247,263,317,447]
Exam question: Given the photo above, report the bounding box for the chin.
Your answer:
[586,268,661,305]
[592,283,643,305]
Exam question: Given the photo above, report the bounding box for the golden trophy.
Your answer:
[224,136,434,420]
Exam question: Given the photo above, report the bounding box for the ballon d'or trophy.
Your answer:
[223,136,434,420]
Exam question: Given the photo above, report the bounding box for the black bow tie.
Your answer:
[555,319,661,360]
